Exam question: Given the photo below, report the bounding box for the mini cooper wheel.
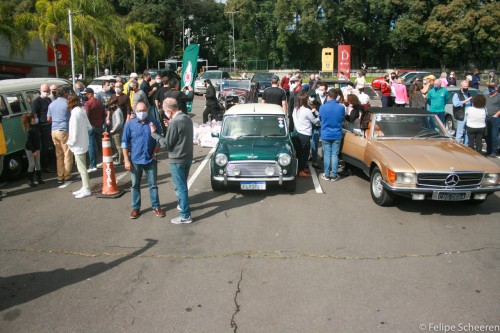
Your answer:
[370,166,394,206]
[284,179,296,192]
[211,178,223,191]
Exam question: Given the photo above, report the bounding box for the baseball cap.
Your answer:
[272,75,280,81]
[130,72,138,78]
[82,87,94,94]
[290,76,299,82]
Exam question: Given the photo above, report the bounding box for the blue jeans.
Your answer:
[170,160,192,219]
[486,117,500,155]
[130,160,160,210]
[323,139,341,177]
[434,112,446,124]
[455,117,468,145]
[88,126,104,168]
[310,127,320,163]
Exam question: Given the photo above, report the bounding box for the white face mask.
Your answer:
[115,88,122,94]
[105,86,111,92]
[309,96,315,102]
[156,79,162,84]
[290,83,297,91]
[135,112,147,121]
[42,92,50,98]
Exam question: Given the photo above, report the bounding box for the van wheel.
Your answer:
[370,167,394,206]
[3,152,26,180]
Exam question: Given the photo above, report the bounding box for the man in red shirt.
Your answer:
[380,74,391,107]
[83,88,106,172]
[281,73,291,100]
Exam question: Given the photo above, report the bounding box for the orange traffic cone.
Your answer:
[98,132,124,198]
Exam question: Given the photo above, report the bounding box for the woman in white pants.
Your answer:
[67,95,92,198]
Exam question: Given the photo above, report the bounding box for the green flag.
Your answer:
[181,44,200,113]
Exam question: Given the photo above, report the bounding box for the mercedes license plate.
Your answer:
[240,182,266,190]
[432,191,470,201]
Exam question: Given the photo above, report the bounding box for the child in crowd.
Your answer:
[22,112,44,187]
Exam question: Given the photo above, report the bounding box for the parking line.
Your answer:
[308,162,323,194]
[188,147,216,190]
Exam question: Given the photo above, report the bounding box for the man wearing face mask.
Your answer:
[202,79,219,123]
[109,82,132,122]
[452,80,472,145]
[31,83,56,173]
[287,76,302,131]
[485,83,500,158]
[121,102,165,220]
[426,78,449,124]
[83,87,106,173]
[49,84,58,102]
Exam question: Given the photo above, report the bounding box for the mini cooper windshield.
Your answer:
[222,115,288,138]
[369,114,450,139]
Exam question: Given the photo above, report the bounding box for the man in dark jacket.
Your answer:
[202,79,219,123]
[165,78,194,114]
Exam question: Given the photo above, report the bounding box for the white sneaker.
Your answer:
[75,188,91,199]
[177,204,181,211]
[87,167,98,173]
[72,188,83,196]
[171,216,193,224]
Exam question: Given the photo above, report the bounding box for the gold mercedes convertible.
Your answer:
[340,108,500,206]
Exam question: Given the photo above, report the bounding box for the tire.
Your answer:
[445,115,455,132]
[211,178,223,191]
[3,152,26,180]
[284,179,296,192]
[370,166,394,206]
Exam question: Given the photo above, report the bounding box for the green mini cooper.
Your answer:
[210,103,298,192]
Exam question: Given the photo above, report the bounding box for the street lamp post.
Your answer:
[226,11,238,72]
[68,9,82,90]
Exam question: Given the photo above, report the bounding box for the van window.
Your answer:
[6,93,27,114]
[0,96,8,117]
[25,90,40,107]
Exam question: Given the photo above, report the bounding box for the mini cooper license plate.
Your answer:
[240,182,266,190]
[432,191,471,201]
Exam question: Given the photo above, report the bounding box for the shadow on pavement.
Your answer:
[0,239,158,312]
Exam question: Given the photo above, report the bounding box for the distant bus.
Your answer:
[0,78,71,179]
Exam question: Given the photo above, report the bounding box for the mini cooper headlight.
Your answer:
[215,153,228,167]
[481,173,499,185]
[278,153,291,166]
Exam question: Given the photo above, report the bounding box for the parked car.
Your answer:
[210,103,297,192]
[371,71,430,90]
[327,80,355,90]
[340,107,500,206]
[251,73,276,95]
[218,79,258,111]
[443,87,482,131]
[0,78,72,179]
[194,70,231,95]
[87,75,119,94]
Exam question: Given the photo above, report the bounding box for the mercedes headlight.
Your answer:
[238,95,246,104]
[215,153,228,167]
[481,173,499,185]
[388,170,416,184]
[278,153,291,166]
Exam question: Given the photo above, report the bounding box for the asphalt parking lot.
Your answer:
[1,95,499,333]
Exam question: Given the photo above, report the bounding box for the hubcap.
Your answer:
[372,173,383,198]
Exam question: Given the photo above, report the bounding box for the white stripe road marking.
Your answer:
[188,147,216,190]
[308,162,323,194]
[115,172,128,183]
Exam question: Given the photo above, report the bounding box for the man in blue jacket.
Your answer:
[319,89,345,181]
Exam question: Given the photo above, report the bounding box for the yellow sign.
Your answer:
[322,48,334,72]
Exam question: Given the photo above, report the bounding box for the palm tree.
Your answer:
[126,22,164,72]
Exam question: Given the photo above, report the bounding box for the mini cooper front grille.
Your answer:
[416,172,483,188]
[226,162,281,177]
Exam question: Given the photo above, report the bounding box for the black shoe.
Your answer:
[36,171,45,184]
